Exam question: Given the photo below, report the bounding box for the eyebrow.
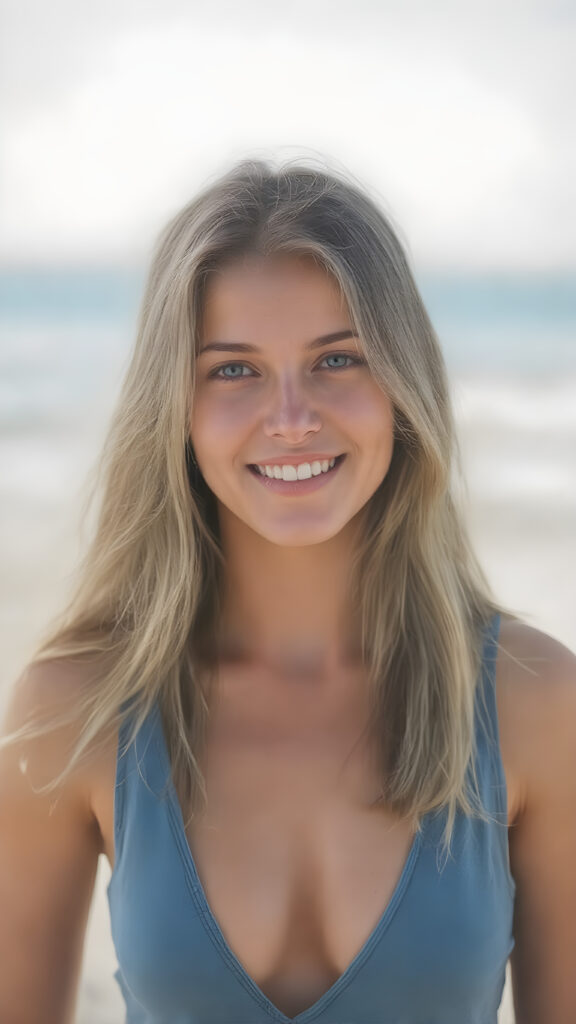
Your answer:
[198,329,359,355]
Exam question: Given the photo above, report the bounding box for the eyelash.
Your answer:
[207,353,365,381]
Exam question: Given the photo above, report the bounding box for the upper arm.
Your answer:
[500,622,576,1024]
[0,663,103,1024]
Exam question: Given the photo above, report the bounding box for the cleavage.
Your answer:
[177,734,417,1017]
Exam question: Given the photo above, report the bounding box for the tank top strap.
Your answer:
[111,697,133,846]
[474,612,508,823]
[113,695,170,865]
[478,612,501,705]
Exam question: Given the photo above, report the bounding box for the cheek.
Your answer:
[190,391,254,456]
[335,386,395,442]
[356,393,396,479]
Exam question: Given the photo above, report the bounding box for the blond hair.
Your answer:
[1,156,510,855]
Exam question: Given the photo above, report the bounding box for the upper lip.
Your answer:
[249,453,344,467]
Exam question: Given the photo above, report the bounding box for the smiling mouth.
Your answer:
[247,454,346,480]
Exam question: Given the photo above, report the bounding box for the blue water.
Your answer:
[419,271,576,375]
[0,269,144,323]
[0,263,574,663]
[0,268,575,380]
[1,268,575,511]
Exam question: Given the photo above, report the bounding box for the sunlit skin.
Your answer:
[190,254,395,679]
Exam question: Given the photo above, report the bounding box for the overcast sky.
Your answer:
[1,0,575,270]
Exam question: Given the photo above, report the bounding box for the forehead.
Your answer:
[200,254,351,337]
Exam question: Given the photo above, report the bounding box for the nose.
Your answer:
[262,374,322,443]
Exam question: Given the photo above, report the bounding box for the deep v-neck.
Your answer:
[153,702,426,1023]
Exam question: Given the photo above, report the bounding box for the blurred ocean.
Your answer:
[1,268,574,1024]
[1,268,575,675]
[1,267,575,509]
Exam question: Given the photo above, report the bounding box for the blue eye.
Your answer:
[321,354,363,370]
[212,363,253,379]
[208,353,363,381]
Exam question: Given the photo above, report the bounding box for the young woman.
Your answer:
[1,159,575,1024]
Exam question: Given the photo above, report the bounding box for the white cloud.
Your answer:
[1,3,574,269]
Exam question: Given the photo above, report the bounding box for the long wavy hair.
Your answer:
[1,156,510,855]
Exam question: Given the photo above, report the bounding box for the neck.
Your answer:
[215,509,365,679]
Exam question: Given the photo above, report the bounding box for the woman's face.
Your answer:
[191,254,395,547]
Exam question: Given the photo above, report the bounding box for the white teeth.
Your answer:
[254,457,340,480]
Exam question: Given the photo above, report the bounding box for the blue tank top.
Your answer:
[107,612,516,1023]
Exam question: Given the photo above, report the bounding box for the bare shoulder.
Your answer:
[0,658,114,1022]
[495,617,576,1019]
[0,656,114,837]
[495,614,576,825]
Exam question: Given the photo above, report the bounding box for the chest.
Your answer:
[96,666,519,1020]
[181,717,418,1016]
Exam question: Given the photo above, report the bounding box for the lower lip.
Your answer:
[247,455,346,495]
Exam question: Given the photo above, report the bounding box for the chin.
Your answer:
[251,517,353,548]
